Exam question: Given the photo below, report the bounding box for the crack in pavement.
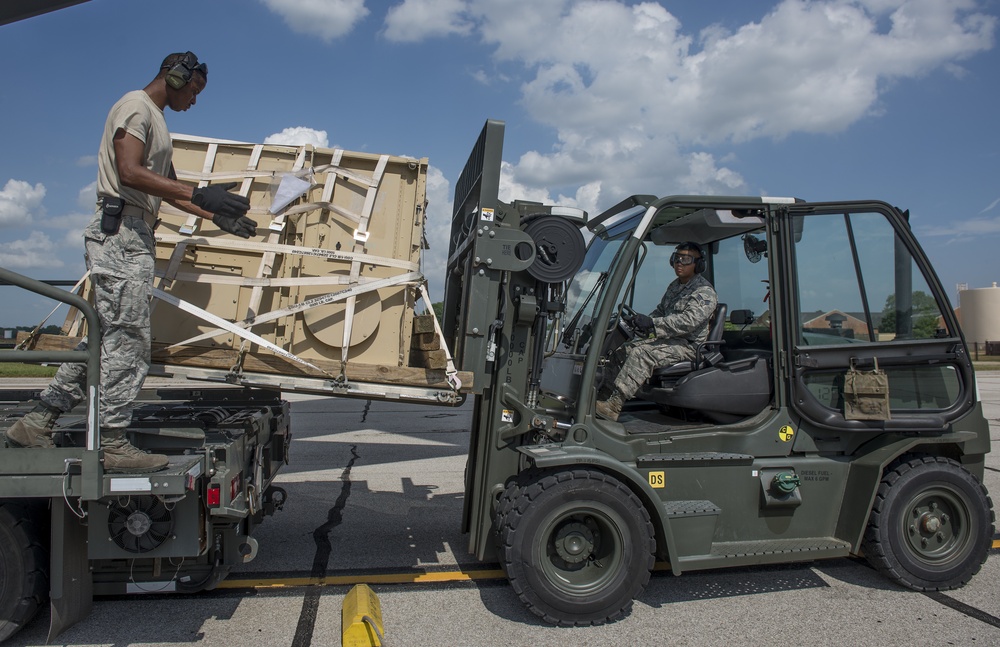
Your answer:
[291,444,360,647]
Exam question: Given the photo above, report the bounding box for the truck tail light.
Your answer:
[207,483,221,507]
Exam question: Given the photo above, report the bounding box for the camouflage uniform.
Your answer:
[607,273,718,400]
[36,89,168,431]
[38,214,155,429]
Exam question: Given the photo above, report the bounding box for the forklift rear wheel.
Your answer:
[863,455,994,591]
[498,469,655,625]
[0,503,49,642]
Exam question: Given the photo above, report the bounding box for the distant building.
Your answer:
[801,310,875,339]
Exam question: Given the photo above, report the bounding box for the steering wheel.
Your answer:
[599,303,639,359]
[616,303,639,340]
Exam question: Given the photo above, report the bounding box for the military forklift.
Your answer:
[445,120,994,626]
[0,118,992,641]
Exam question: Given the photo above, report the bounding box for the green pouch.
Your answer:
[844,357,890,421]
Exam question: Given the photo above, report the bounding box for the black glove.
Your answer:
[630,313,654,333]
[192,182,251,219]
[212,213,258,238]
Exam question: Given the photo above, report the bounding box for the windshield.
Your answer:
[560,209,644,350]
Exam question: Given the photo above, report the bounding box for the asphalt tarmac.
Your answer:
[7,374,1000,647]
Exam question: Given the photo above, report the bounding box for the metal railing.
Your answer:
[0,267,101,451]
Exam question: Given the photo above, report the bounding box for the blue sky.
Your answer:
[0,0,998,328]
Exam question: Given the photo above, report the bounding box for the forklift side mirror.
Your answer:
[730,309,754,326]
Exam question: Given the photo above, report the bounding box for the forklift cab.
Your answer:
[542,196,975,435]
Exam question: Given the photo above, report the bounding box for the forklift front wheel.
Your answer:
[497,469,655,626]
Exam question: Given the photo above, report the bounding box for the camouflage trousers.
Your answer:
[40,215,155,430]
[607,337,697,400]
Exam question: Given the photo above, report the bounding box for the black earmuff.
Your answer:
[164,52,205,90]
[693,246,706,274]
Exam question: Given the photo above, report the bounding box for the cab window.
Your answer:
[792,211,948,344]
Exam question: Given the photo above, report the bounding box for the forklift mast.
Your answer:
[442,120,586,558]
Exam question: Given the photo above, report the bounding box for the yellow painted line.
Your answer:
[218,568,507,590]
[220,545,1000,591]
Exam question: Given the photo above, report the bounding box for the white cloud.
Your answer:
[920,216,1000,239]
[77,181,97,212]
[979,197,1000,214]
[0,179,46,227]
[390,0,995,208]
[259,0,369,42]
[264,127,331,148]
[0,231,61,269]
[419,164,452,302]
[384,0,473,42]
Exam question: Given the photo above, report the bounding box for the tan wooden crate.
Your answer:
[150,135,430,373]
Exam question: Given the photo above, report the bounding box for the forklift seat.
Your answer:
[638,302,773,423]
[649,303,727,380]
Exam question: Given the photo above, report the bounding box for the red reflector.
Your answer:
[207,484,221,507]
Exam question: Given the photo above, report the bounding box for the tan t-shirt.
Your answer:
[96,90,172,215]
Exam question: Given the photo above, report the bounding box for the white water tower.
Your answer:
[959,283,1000,345]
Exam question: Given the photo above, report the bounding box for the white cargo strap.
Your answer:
[180,142,218,234]
[153,233,419,271]
[244,145,309,320]
[419,283,461,392]
[153,287,329,375]
[341,154,389,367]
[156,272,372,288]
[149,240,189,319]
[164,272,423,349]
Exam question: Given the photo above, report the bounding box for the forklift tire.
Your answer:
[493,478,524,566]
[862,455,994,591]
[0,503,48,642]
[497,469,655,626]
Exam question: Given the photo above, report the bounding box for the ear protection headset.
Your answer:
[671,241,707,274]
[164,52,207,90]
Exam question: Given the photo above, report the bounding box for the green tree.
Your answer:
[879,292,941,339]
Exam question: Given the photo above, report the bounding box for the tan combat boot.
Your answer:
[100,431,169,473]
[595,391,625,422]
[5,402,60,448]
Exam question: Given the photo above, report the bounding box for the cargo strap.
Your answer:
[341,154,390,370]
[419,283,461,392]
[180,142,219,235]
[153,287,329,375]
[245,145,309,320]
[163,272,424,349]
[153,234,419,271]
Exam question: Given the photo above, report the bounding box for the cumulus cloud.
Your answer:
[383,0,995,207]
[0,179,46,227]
[419,164,453,303]
[0,231,61,270]
[259,0,369,42]
[384,0,474,42]
[264,127,331,148]
[77,181,97,212]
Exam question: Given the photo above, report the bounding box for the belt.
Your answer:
[121,204,157,229]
